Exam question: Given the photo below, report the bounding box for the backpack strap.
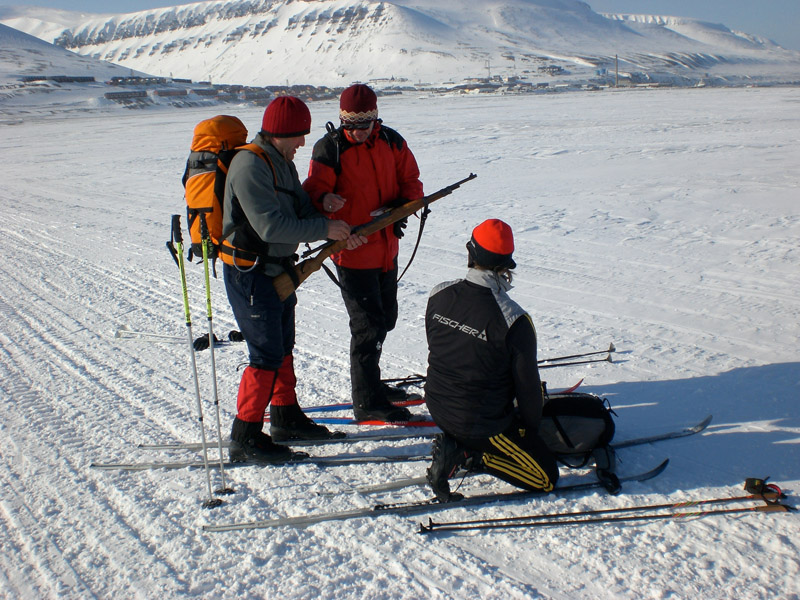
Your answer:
[325,121,343,175]
[237,142,297,196]
[219,143,299,277]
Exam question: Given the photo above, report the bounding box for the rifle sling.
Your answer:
[397,202,431,283]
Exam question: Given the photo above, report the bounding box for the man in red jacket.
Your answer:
[303,84,424,422]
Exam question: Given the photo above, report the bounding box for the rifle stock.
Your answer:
[273,173,477,301]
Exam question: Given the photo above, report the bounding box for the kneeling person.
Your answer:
[424,219,559,501]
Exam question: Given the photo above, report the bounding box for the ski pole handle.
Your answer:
[199,213,214,319]
[171,214,184,245]
[199,212,210,242]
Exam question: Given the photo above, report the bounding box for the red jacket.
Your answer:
[303,122,423,271]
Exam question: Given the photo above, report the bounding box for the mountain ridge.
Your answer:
[2,0,799,88]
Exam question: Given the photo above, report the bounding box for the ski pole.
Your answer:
[420,503,792,533]
[199,214,234,497]
[539,343,616,364]
[539,355,613,369]
[167,214,222,509]
[419,491,791,533]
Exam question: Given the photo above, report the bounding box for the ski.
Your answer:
[611,414,712,449]
[90,452,432,472]
[117,408,702,472]
[261,376,426,419]
[353,414,712,495]
[138,402,705,455]
[269,396,425,417]
[559,378,584,394]
[136,381,584,452]
[139,430,435,451]
[114,326,236,347]
[303,379,583,426]
[382,374,426,386]
[311,417,438,426]
[201,459,670,532]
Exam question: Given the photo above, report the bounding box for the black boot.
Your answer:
[381,383,422,402]
[229,417,293,463]
[354,399,412,422]
[354,388,413,422]
[270,403,345,442]
[426,433,482,502]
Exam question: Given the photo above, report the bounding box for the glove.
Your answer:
[228,330,245,342]
[192,333,220,351]
[388,197,409,209]
[393,217,408,239]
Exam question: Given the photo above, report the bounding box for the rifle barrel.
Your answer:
[273,174,477,301]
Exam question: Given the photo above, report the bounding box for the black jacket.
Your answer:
[425,269,543,439]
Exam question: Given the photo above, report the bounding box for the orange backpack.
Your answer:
[182,114,285,272]
[182,115,248,262]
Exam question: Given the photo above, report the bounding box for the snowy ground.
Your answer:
[0,87,799,599]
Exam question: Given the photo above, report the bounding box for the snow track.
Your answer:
[1,89,799,598]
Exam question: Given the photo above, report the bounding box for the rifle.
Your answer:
[273,173,477,301]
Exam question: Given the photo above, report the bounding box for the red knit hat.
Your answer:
[467,219,516,269]
[261,96,311,138]
[339,84,378,125]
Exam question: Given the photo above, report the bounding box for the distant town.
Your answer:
[18,65,799,110]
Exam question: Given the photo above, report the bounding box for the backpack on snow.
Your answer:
[182,114,248,262]
[537,391,620,493]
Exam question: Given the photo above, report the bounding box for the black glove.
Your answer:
[388,197,409,209]
[393,217,408,239]
[228,330,245,342]
[193,333,220,351]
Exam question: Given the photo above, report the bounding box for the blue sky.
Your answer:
[4,0,799,50]
[589,0,799,50]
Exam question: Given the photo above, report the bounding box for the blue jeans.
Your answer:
[223,264,296,370]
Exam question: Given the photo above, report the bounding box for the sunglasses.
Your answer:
[342,121,374,131]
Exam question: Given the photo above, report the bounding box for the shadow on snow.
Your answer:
[582,362,800,489]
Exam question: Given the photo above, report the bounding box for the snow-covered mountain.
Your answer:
[2,0,799,87]
[0,21,138,81]
[0,21,159,118]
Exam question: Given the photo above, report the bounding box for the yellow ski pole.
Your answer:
[167,214,223,509]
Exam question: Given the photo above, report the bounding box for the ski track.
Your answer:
[0,355,183,597]
[0,88,799,598]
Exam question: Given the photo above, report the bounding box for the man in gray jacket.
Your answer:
[221,96,364,463]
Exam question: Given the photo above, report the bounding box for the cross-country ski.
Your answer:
[90,452,431,471]
[112,415,710,480]
[349,415,713,495]
[202,460,670,532]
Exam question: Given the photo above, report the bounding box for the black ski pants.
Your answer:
[336,264,398,410]
[460,418,560,492]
